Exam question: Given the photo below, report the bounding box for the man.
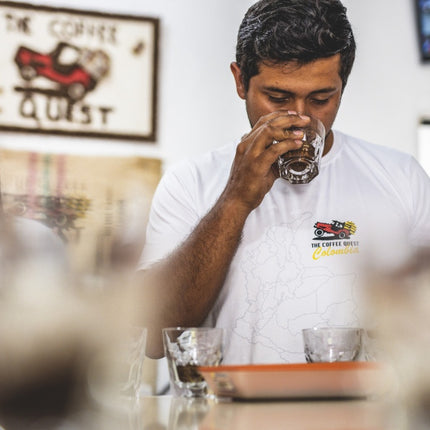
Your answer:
[138,0,430,363]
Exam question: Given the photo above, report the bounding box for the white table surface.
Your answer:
[139,395,403,430]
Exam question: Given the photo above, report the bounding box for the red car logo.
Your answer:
[314,220,357,240]
[15,42,110,101]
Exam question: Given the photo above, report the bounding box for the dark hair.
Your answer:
[236,0,356,91]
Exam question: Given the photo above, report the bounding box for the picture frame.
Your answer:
[0,1,159,141]
[0,147,162,274]
[418,118,430,176]
[415,0,430,62]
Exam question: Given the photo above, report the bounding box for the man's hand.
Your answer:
[220,111,311,212]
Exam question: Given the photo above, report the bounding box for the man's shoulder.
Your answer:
[335,130,416,165]
[164,142,237,180]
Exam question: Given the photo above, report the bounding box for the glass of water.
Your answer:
[277,116,325,184]
[302,327,364,363]
[163,327,223,397]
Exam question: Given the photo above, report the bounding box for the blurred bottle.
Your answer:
[364,246,430,429]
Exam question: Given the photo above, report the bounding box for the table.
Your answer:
[139,395,404,430]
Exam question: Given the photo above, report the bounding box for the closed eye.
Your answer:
[268,95,290,104]
[311,98,330,106]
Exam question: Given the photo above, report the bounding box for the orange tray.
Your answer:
[198,362,393,400]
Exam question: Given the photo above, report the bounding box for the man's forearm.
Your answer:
[138,195,250,358]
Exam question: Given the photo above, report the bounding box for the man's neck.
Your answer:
[323,130,334,156]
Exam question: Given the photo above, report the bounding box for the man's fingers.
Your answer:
[253,111,310,131]
[263,138,303,159]
[245,111,311,152]
[245,122,305,154]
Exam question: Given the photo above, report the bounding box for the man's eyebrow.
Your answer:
[263,86,338,95]
[309,87,338,95]
[263,86,293,94]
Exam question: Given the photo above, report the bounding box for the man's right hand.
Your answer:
[220,110,311,213]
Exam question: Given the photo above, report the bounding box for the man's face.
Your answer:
[231,54,344,153]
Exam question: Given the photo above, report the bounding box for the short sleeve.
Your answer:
[138,161,201,269]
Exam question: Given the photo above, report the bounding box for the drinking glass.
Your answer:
[302,327,364,363]
[163,327,223,397]
[277,116,325,184]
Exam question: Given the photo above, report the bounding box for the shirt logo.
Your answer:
[311,220,359,260]
[313,220,356,240]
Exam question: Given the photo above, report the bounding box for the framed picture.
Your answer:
[418,118,430,176]
[0,148,162,274]
[415,0,430,62]
[0,1,159,141]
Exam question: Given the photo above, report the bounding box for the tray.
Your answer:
[198,362,392,400]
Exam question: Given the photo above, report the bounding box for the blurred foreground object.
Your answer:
[364,247,430,429]
[0,216,145,429]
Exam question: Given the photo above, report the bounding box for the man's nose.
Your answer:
[291,100,306,115]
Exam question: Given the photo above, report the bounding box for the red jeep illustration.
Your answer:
[14,42,110,101]
[314,220,357,239]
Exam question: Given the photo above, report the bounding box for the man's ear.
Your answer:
[230,62,246,99]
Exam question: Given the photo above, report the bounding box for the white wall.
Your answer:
[338,0,430,157]
[2,0,430,167]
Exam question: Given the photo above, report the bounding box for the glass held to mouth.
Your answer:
[277,116,325,184]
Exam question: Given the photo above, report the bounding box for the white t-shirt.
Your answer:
[139,131,430,364]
